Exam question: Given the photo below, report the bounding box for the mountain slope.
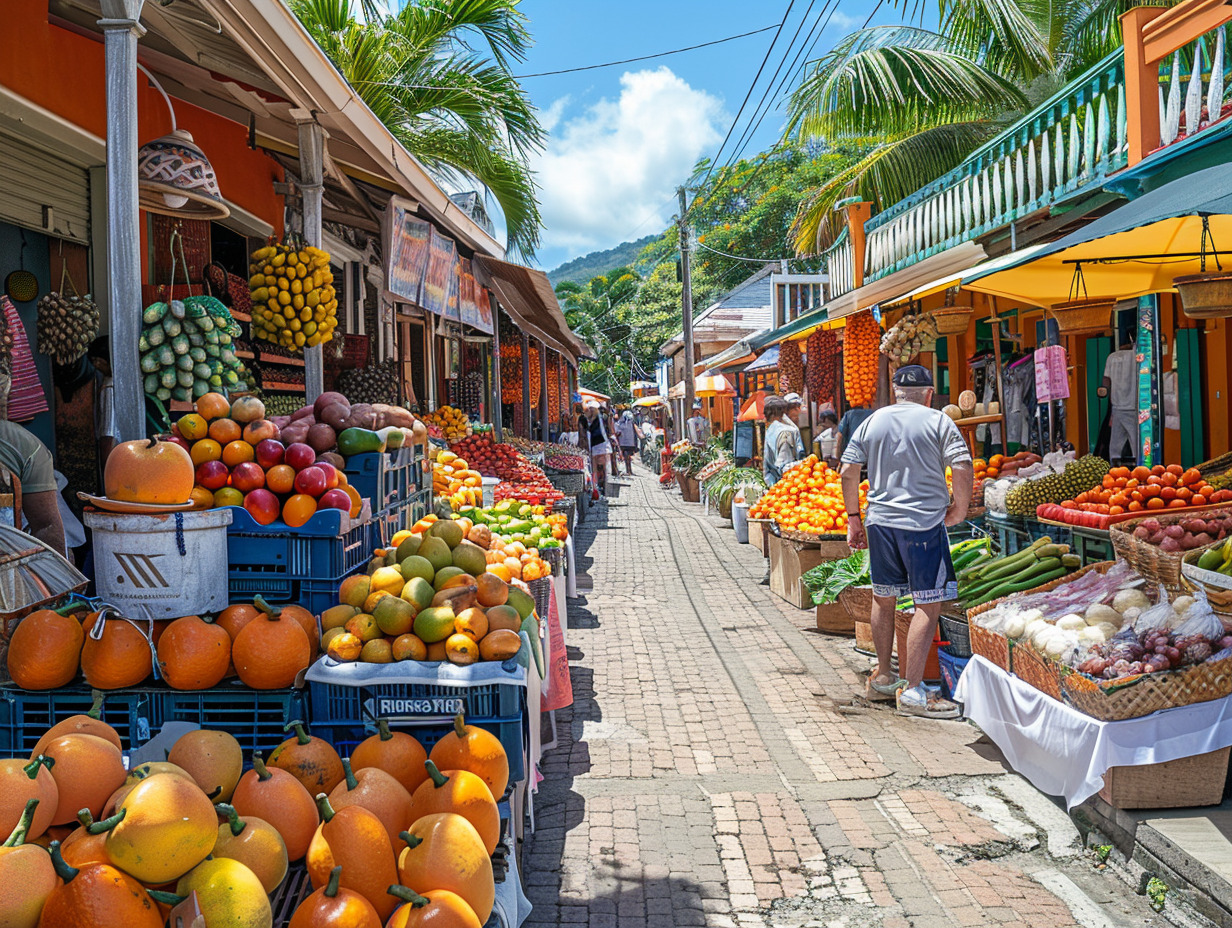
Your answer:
[546,235,657,287]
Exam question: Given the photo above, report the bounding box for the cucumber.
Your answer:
[160,368,178,389]
[155,386,172,402]
[143,302,168,324]
[189,347,207,363]
[143,373,159,394]
[176,354,195,373]
[146,326,166,347]
[176,368,194,388]
[170,333,190,356]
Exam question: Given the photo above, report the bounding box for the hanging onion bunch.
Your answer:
[37,290,99,365]
[880,312,937,364]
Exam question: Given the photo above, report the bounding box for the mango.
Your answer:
[374,596,416,637]
[371,565,406,596]
[396,534,423,562]
[419,535,453,573]
[392,634,427,661]
[414,606,456,644]
[506,587,535,621]
[485,604,521,632]
[401,576,435,612]
[361,639,394,663]
[451,540,488,577]
[479,629,522,661]
[430,520,465,549]
[175,857,272,928]
[345,613,381,643]
[432,566,467,591]
[445,633,479,665]
[400,555,435,583]
[321,604,359,631]
[339,575,371,609]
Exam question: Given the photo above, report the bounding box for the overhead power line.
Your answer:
[514,24,780,78]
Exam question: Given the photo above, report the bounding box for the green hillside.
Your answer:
[546,235,657,287]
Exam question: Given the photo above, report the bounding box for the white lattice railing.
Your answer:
[1158,25,1230,149]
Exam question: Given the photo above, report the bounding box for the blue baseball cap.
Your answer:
[892,364,933,387]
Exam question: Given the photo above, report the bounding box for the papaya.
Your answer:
[397,814,493,923]
[172,857,273,928]
[306,796,399,920]
[212,804,289,894]
[337,428,385,457]
[100,772,218,884]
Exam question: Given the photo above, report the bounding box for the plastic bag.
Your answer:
[1132,585,1176,636]
[1172,588,1224,642]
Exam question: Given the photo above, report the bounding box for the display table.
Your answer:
[955,655,1232,808]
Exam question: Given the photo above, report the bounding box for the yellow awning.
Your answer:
[632,395,666,407]
[667,376,735,399]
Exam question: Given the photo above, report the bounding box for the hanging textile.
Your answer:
[529,342,541,405]
[2,296,48,422]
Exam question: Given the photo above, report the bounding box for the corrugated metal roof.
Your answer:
[661,265,775,352]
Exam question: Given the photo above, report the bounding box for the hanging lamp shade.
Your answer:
[137,129,230,219]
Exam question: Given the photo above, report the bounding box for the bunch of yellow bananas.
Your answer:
[248,242,338,351]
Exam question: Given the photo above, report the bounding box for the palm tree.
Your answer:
[556,268,642,400]
[291,0,545,257]
[785,0,1175,255]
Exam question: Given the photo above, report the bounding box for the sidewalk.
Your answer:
[523,466,1189,927]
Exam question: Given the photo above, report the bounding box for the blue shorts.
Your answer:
[867,522,957,604]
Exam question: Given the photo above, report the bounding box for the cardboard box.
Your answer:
[748,518,772,556]
[769,534,824,610]
[1098,747,1230,809]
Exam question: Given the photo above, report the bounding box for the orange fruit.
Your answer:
[214,487,244,507]
[282,493,317,528]
[209,418,243,445]
[197,393,231,421]
[190,439,223,465]
[222,440,255,467]
[189,486,215,509]
[266,464,296,495]
[342,484,363,517]
[177,414,209,442]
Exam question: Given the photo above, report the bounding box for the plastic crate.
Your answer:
[938,647,970,701]
[375,489,432,547]
[228,515,372,587]
[311,715,525,788]
[0,684,306,755]
[309,679,524,728]
[345,447,423,513]
[229,571,363,617]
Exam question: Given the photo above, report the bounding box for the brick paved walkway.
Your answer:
[522,467,1175,928]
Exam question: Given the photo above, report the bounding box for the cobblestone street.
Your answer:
[523,466,1178,928]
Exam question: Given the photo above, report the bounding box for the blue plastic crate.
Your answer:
[229,516,372,586]
[345,448,422,513]
[938,647,970,701]
[311,716,526,789]
[229,570,365,617]
[309,680,525,727]
[375,489,432,547]
[0,684,306,755]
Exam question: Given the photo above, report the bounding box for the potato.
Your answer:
[307,422,337,453]
[320,402,352,432]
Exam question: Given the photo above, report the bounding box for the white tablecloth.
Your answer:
[954,655,1232,808]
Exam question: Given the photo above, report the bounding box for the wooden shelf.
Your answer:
[955,414,1005,428]
[235,349,255,360]
[230,309,251,322]
[259,352,305,367]
[169,400,194,412]
[263,381,305,392]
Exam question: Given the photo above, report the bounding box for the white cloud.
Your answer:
[532,67,725,262]
[827,10,859,31]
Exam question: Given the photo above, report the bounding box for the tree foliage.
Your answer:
[291,0,545,257]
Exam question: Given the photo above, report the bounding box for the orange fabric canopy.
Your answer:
[737,391,766,421]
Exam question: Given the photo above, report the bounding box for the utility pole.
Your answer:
[677,186,695,425]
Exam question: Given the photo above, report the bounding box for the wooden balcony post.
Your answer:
[1122,5,1169,166]
[844,201,872,288]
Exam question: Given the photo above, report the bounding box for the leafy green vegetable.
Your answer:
[803,549,869,605]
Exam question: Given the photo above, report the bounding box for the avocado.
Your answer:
[506,586,535,621]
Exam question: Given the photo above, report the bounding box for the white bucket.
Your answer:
[85,508,233,618]
[481,476,501,507]
[732,501,750,544]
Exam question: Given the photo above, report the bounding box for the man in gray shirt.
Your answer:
[840,365,973,720]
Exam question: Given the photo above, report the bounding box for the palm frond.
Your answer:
[1059,0,1175,76]
[786,26,1028,141]
[939,0,1054,78]
[389,0,533,73]
[790,122,1002,255]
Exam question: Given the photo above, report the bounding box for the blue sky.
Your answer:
[513,0,882,271]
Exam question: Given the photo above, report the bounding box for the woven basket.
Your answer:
[969,623,1011,671]
[527,576,553,620]
[1110,509,1232,590]
[1051,298,1114,336]
[1174,272,1232,320]
[548,471,585,496]
[839,585,874,623]
[1009,641,1065,700]
[1198,451,1232,478]
[1062,654,1232,721]
[932,305,974,335]
[680,476,700,503]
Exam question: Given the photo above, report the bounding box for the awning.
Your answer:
[882,260,991,307]
[632,395,666,407]
[744,346,780,373]
[737,391,767,421]
[473,256,588,362]
[579,387,610,403]
[696,338,756,375]
[750,307,831,350]
[667,375,736,400]
[828,240,988,322]
[963,162,1232,306]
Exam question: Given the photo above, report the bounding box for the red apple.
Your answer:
[294,465,327,498]
[285,442,316,471]
[195,460,230,491]
[318,488,352,512]
[243,419,280,445]
[314,461,340,491]
[231,461,267,493]
[255,439,286,470]
[243,488,281,526]
[163,435,191,453]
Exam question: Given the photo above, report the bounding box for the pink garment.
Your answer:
[2,296,48,421]
[541,577,573,712]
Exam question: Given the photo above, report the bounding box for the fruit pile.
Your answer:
[1066,464,1229,516]
[37,287,99,365]
[748,455,867,534]
[445,433,563,505]
[843,311,880,406]
[806,328,837,408]
[974,451,1043,481]
[1126,512,1232,554]
[431,450,484,508]
[879,312,936,363]
[544,450,586,471]
[0,708,508,928]
[140,297,251,403]
[1194,534,1232,573]
[170,392,364,525]
[454,500,568,550]
[1004,454,1109,516]
[248,240,337,350]
[320,516,541,670]
[6,596,315,692]
[778,339,804,396]
[423,405,471,441]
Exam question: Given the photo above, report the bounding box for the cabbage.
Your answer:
[1084,604,1122,626]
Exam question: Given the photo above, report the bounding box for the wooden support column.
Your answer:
[1122,6,1168,166]
[844,201,873,288]
[293,112,326,402]
[491,299,503,442]
[539,341,549,443]
[521,332,530,439]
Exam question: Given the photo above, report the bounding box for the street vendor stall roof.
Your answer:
[695,339,756,375]
[632,395,666,407]
[825,240,988,323]
[668,375,736,399]
[579,387,611,403]
[737,391,767,421]
[962,162,1232,306]
[743,346,780,373]
[472,256,589,363]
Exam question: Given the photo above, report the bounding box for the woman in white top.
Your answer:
[580,401,612,497]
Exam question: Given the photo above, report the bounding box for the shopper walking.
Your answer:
[580,401,612,497]
[614,411,638,476]
[759,396,804,584]
[783,392,806,459]
[840,366,973,719]
[686,402,710,445]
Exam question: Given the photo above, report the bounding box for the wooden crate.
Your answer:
[769,534,824,610]
[816,600,855,635]
[1098,747,1231,809]
[748,519,772,556]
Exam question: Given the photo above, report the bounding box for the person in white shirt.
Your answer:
[686,402,710,444]
[1099,340,1139,463]
[613,410,638,476]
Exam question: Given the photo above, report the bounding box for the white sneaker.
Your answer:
[896,685,960,720]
